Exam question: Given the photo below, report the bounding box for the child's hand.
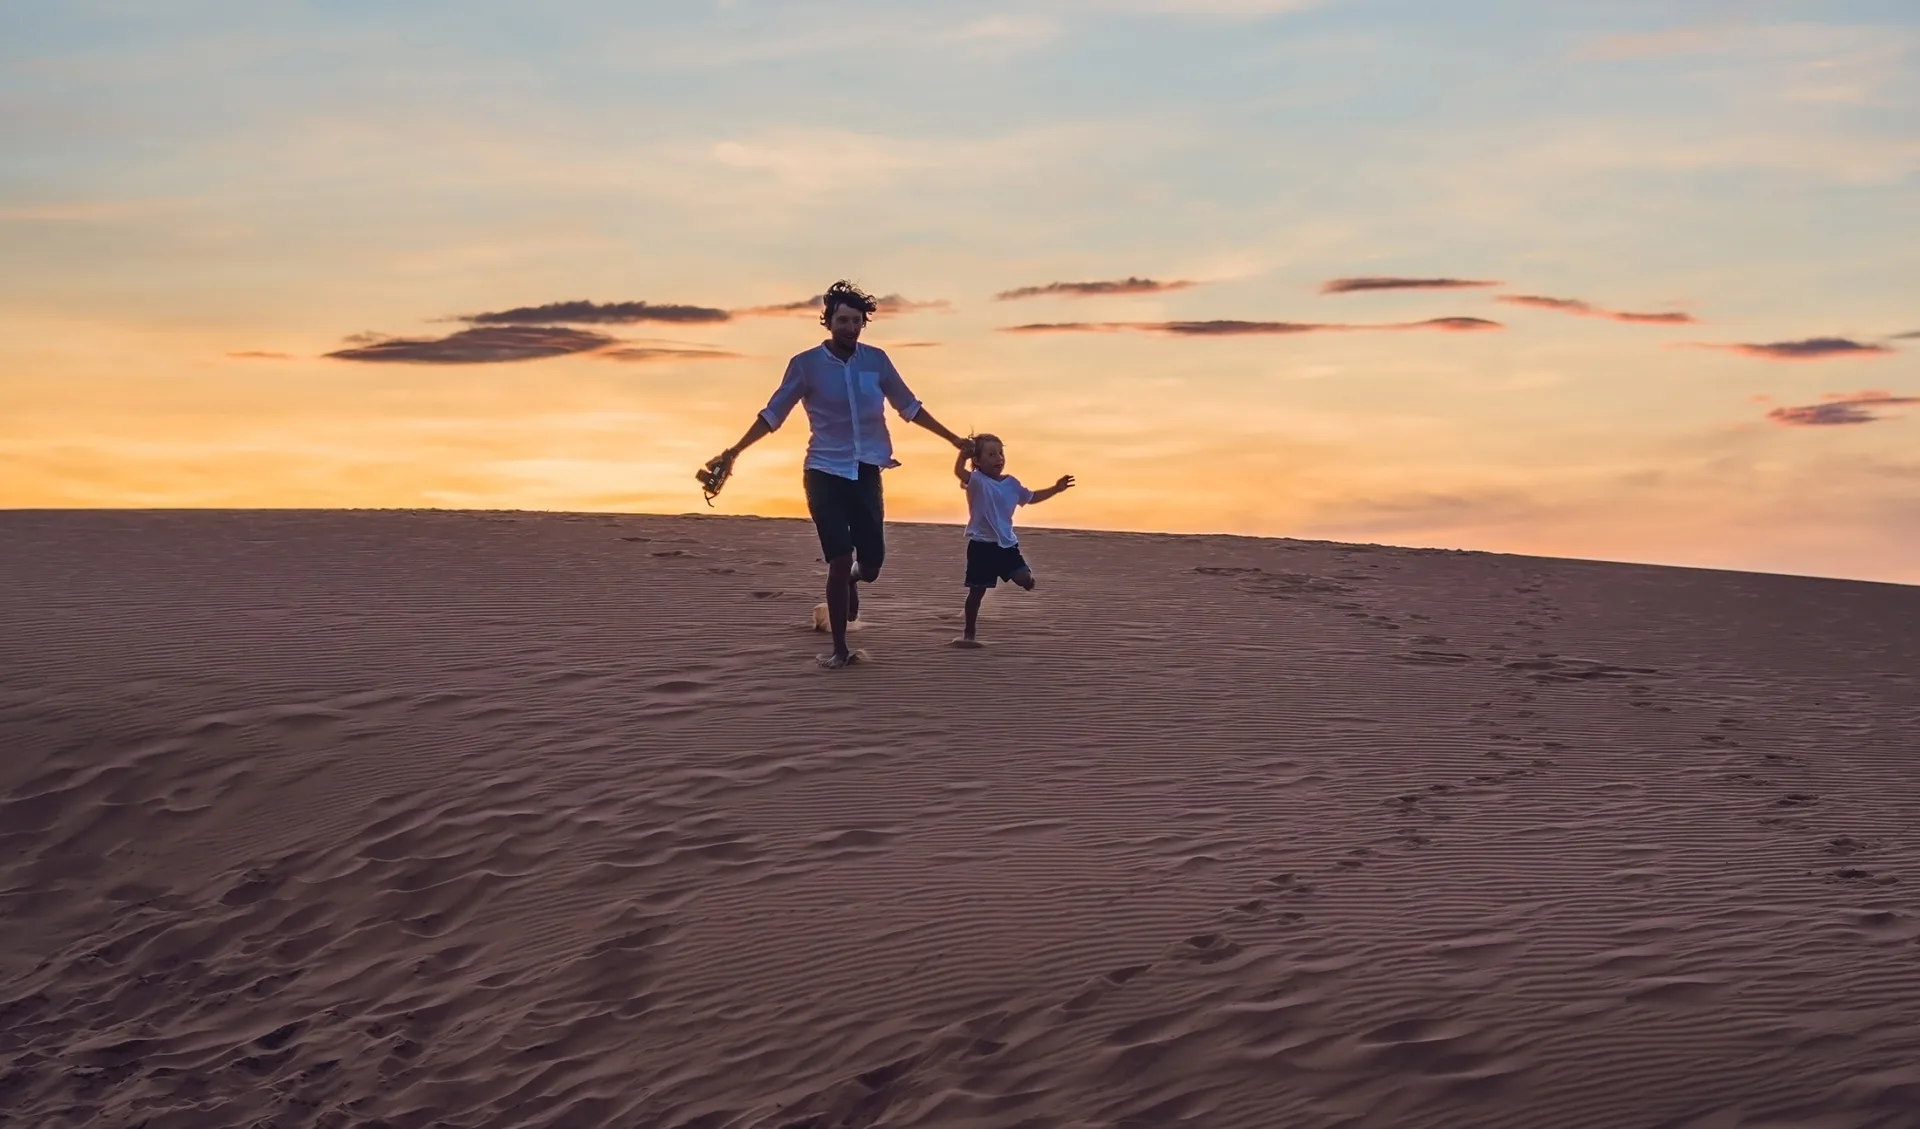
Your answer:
[1054,474,1075,491]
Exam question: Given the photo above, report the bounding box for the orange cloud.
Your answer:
[227,350,293,360]
[1497,294,1694,324]
[1767,390,1920,426]
[994,277,1196,300]
[595,346,742,363]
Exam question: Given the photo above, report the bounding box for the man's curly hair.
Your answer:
[819,280,879,328]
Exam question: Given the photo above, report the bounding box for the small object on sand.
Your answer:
[812,603,863,633]
[950,636,985,649]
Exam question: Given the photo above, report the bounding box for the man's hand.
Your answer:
[957,436,977,459]
[1054,474,1075,492]
[696,448,738,505]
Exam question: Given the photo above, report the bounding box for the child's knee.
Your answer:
[1013,569,1035,590]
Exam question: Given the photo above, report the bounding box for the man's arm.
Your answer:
[913,408,972,453]
[714,416,771,464]
[706,360,801,473]
[878,357,972,454]
[1027,474,1076,504]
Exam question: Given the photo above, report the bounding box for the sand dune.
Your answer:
[3,509,1919,1129]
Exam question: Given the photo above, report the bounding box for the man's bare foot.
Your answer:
[950,636,985,649]
[817,649,867,669]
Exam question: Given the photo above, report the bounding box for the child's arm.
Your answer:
[953,446,973,486]
[1026,474,1075,504]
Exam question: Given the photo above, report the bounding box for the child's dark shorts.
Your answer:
[965,539,1029,588]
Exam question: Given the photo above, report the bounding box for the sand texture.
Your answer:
[4,509,1920,1129]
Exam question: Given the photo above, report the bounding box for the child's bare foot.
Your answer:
[950,636,985,649]
[817,649,868,668]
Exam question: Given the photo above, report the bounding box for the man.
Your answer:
[703,280,973,668]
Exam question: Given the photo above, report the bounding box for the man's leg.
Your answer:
[825,552,856,661]
[804,469,859,666]
[846,464,887,622]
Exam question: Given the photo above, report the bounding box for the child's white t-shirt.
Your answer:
[964,472,1032,548]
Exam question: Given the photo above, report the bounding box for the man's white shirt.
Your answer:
[759,343,923,480]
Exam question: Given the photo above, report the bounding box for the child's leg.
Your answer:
[962,587,987,638]
[1010,567,1035,591]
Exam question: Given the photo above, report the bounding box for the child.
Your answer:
[952,433,1074,648]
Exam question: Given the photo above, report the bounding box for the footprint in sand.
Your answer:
[1826,836,1879,856]
[1172,932,1244,964]
[1829,867,1899,887]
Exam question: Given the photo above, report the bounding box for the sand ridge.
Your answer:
[3,509,1919,1129]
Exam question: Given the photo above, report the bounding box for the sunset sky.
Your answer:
[5,1,1918,583]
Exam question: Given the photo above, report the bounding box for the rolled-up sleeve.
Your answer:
[758,357,806,430]
[879,356,922,421]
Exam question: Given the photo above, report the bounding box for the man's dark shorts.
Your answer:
[965,538,1029,589]
[804,463,885,575]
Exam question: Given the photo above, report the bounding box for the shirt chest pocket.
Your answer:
[857,370,882,399]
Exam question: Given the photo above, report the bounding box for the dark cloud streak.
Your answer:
[326,326,616,364]
[994,277,1195,300]
[1768,390,1920,427]
[465,300,731,326]
[1704,337,1893,360]
[1498,293,1694,324]
[1002,317,1501,336]
[1322,277,1500,294]
[735,293,949,316]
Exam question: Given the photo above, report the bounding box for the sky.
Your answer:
[4,0,1918,584]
